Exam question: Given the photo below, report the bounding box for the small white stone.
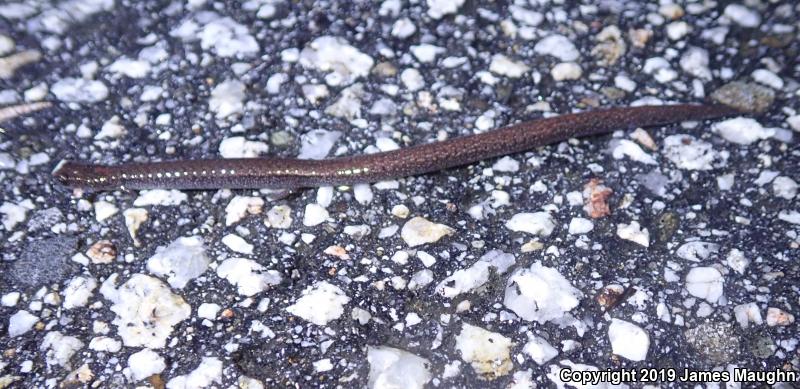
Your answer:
[286,281,350,325]
[612,139,656,164]
[726,249,750,274]
[146,236,209,289]
[504,262,583,323]
[608,319,650,361]
[427,0,465,19]
[505,212,556,236]
[489,54,529,78]
[51,78,109,103]
[773,176,797,199]
[679,47,711,80]
[665,21,691,41]
[391,18,416,39]
[534,35,580,61]
[663,135,717,170]
[435,250,515,298]
[675,241,720,262]
[733,303,762,328]
[299,36,374,86]
[367,346,431,389]
[197,303,221,320]
[303,203,329,227]
[100,274,190,348]
[455,323,514,378]
[410,44,444,63]
[108,57,151,78]
[95,116,127,139]
[313,358,334,373]
[787,115,800,132]
[94,200,118,222]
[568,218,594,235]
[266,205,293,229]
[550,62,582,81]
[128,349,166,381]
[752,69,784,90]
[616,221,650,247]
[224,196,264,226]
[165,357,222,388]
[509,5,543,26]
[400,216,454,247]
[217,257,282,297]
[40,332,84,367]
[133,189,187,206]
[62,276,97,309]
[209,79,246,119]
[2,292,20,306]
[614,74,637,92]
[778,210,800,224]
[8,310,38,337]
[523,335,558,365]
[724,4,761,28]
[712,117,774,145]
[766,307,794,326]
[685,266,724,303]
[222,233,254,255]
[400,68,424,91]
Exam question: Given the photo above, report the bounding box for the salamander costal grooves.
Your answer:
[53,104,740,191]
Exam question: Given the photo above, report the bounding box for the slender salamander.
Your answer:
[53,104,739,191]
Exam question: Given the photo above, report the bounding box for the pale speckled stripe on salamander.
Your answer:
[52,104,740,191]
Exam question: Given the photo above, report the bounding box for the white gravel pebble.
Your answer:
[209,79,246,119]
[400,216,454,247]
[391,18,416,39]
[303,203,329,227]
[62,276,97,309]
[146,236,209,289]
[675,241,720,262]
[40,332,84,367]
[367,346,432,389]
[568,218,594,235]
[616,221,650,247]
[401,68,425,91]
[733,302,762,328]
[523,335,558,365]
[133,189,187,206]
[534,35,579,61]
[726,249,750,274]
[51,78,108,103]
[166,357,222,389]
[216,257,282,297]
[286,281,350,325]
[410,43,445,63]
[224,196,264,226]
[489,54,529,78]
[8,310,38,337]
[222,233,254,254]
[504,262,583,323]
[612,139,656,164]
[679,47,711,80]
[766,307,794,326]
[455,323,514,378]
[219,136,269,158]
[427,0,464,19]
[773,176,797,199]
[685,266,725,303]
[550,62,582,81]
[435,250,515,298]
[100,274,191,348]
[724,4,761,28]
[778,210,800,224]
[505,212,555,236]
[608,319,650,361]
[299,36,374,86]
[712,117,775,145]
[94,200,118,222]
[662,135,717,170]
[128,349,166,382]
[752,69,784,90]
